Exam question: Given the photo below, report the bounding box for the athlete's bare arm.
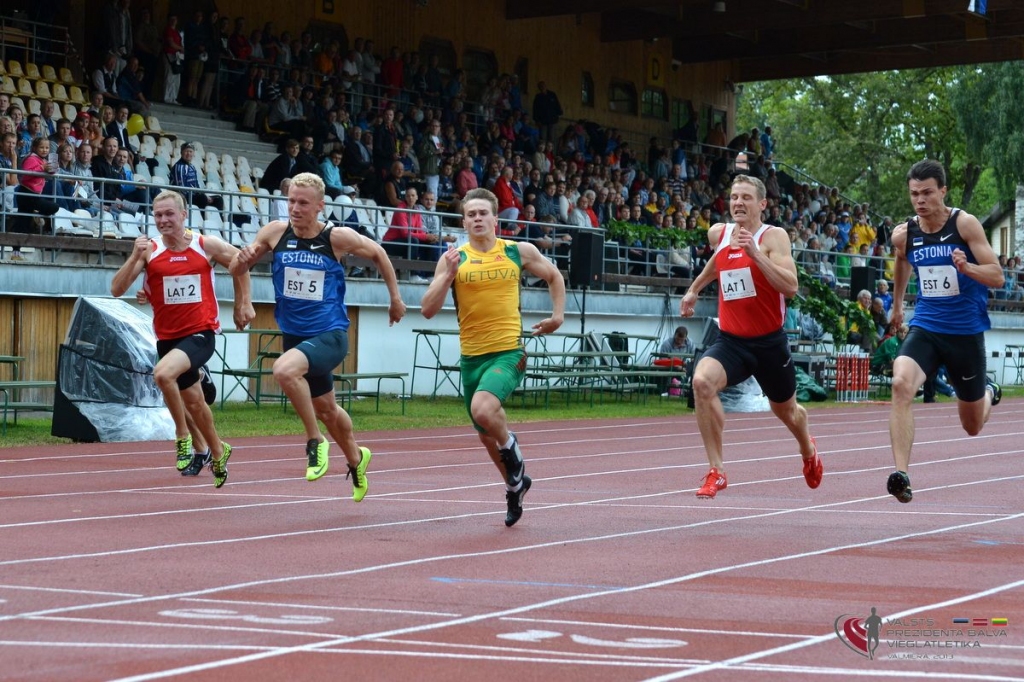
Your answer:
[518,241,565,335]
[110,236,151,297]
[330,226,406,325]
[204,234,255,330]
[746,226,798,298]
[229,220,288,275]
[954,211,1004,289]
[889,223,914,329]
[680,222,724,317]
[421,246,459,319]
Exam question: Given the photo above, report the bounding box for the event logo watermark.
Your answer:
[834,608,1008,661]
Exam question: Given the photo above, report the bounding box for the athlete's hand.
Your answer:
[532,315,563,335]
[131,236,148,260]
[440,244,460,284]
[236,244,258,268]
[233,302,255,330]
[735,227,758,257]
[951,247,968,273]
[135,289,149,305]
[890,303,904,329]
[680,292,698,318]
[388,297,407,326]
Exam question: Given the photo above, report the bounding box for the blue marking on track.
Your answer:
[431,577,625,590]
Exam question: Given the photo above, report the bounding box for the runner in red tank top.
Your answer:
[680,175,823,499]
[111,190,255,487]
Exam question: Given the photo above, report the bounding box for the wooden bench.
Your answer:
[1,380,56,435]
[601,272,693,292]
[515,368,678,408]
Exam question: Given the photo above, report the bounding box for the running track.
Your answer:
[1,402,1022,681]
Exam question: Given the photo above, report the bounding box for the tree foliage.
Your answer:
[738,65,1011,221]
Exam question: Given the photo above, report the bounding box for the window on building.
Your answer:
[671,98,695,130]
[462,48,498,102]
[582,72,594,107]
[641,88,667,120]
[608,81,637,115]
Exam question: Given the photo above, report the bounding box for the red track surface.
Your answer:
[2,401,1023,681]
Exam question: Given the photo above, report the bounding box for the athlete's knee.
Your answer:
[692,373,720,400]
[153,364,179,389]
[890,372,919,400]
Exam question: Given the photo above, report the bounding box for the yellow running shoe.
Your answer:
[306,438,329,481]
[175,434,193,471]
[347,447,372,502]
[212,442,231,488]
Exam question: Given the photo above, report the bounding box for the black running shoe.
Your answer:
[498,433,525,487]
[887,470,913,504]
[181,449,212,476]
[199,365,217,405]
[505,475,532,527]
[987,378,1002,406]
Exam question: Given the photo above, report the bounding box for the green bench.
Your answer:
[1,380,56,435]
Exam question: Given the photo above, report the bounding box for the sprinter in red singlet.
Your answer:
[111,190,255,488]
[680,175,822,499]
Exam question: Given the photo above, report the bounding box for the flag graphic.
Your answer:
[992,618,1008,627]
[953,618,969,624]
[972,618,988,627]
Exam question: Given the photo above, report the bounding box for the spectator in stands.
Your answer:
[133,8,160,99]
[0,132,19,222]
[93,53,121,105]
[373,108,400,172]
[454,156,478,204]
[850,211,876,249]
[199,14,229,110]
[116,56,151,115]
[298,135,318,168]
[14,137,59,235]
[420,190,457,250]
[344,129,374,179]
[259,138,317,192]
[398,138,420,175]
[835,210,853,250]
[318,148,351,199]
[0,94,9,116]
[112,147,150,214]
[493,166,523,222]
[234,64,266,130]
[360,39,381,98]
[183,11,209,102]
[228,17,251,63]
[418,120,443,197]
[532,82,562,143]
[382,186,438,282]
[85,114,105,155]
[38,101,58,138]
[101,0,133,73]
[70,143,101,217]
[172,142,224,213]
[568,194,592,228]
[268,85,306,139]
[381,161,408,209]
[48,119,74,156]
[105,105,135,154]
[162,14,185,105]
[17,114,43,161]
[876,279,893,313]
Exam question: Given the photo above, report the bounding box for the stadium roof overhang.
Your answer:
[506,0,1024,81]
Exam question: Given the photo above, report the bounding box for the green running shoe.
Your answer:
[306,438,329,481]
[212,443,232,488]
[175,434,193,471]
[347,447,372,502]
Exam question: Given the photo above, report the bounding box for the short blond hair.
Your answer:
[290,172,325,199]
[152,189,186,212]
[462,187,498,216]
[731,174,766,201]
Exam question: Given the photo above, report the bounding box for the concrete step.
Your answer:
[145,103,279,170]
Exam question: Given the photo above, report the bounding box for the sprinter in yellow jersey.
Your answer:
[421,188,565,526]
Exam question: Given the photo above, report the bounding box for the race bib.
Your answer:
[720,267,756,301]
[162,274,201,305]
[283,267,325,301]
[918,265,960,298]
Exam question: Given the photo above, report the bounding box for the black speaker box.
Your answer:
[569,232,604,289]
[849,265,877,301]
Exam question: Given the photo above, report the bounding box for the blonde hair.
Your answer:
[290,172,325,199]
[731,174,766,201]
[152,189,186,212]
[462,187,498,216]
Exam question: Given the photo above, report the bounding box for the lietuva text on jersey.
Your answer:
[457,266,520,283]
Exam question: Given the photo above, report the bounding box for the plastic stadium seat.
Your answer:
[51,84,68,102]
[59,67,73,84]
[1,79,16,95]
[17,78,33,97]
[7,61,23,77]
[53,207,92,236]
[25,63,41,80]
[9,97,25,113]
[99,211,121,238]
[62,103,78,120]
[27,99,40,115]
[68,86,85,104]
[146,116,162,133]
[118,212,144,239]
[42,65,58,82]
[0,61,6,76]
[35,81,52,99]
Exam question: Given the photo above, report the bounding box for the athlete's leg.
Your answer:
[153,348,192,439]
[313,392,362,468]
[691,355,729,471]
[768,395,814,459]
[890,355,927,472]
[273,348,320,441]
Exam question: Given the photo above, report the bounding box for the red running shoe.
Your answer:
[696,467,727,499]
[802,437,823,489]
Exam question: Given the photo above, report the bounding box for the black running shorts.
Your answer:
[156,330,216,391]
[898,327,988,402]
[700,327,797,404]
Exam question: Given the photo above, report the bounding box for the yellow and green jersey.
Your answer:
[452,238,523,356]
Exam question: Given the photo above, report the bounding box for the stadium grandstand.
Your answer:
[3,0,1024,400]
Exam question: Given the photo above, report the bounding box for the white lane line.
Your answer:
[499,616,816,639]
[181,597,460,617]
[735,661,1024,680]
[0,640,274,652]
[0,584,143,597]
[100,513,1024,682]
[27,615,352,640]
